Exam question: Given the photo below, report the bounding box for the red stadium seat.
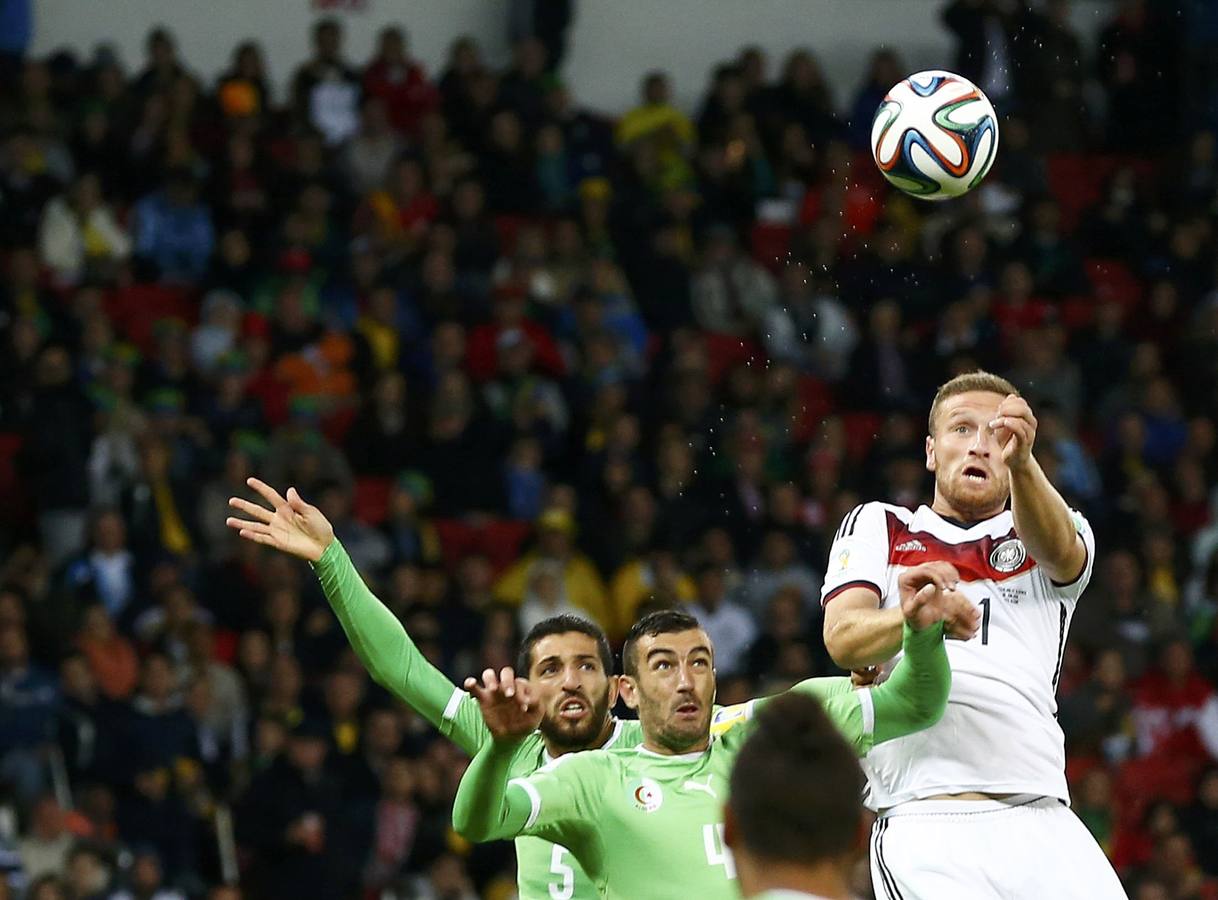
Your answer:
[352,477,393,526]
[702,332,765,384]
[842,412,882,460]
[480,519,531,572]
[1058,295,1096,330]
[104,284,198,353]
[0,433,30,528]
[750,222,792,273]
[434,518,532,574]
[493,215,527,257]
[1084,259,1143,311]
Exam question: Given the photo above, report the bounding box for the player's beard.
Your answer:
[937,466,1009,521]
[643,692,712,753]
[539,688,613,751]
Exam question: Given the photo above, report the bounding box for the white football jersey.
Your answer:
[820,502,1095,809]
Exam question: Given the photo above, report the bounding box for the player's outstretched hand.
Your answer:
[938,589,981,642]
[465,667,542,741]
[898,562,980,636]
[225,477,335,563]
[897,562,960,603]
[989,393,1037,469]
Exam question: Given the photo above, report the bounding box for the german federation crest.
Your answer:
[989,538,1027,573]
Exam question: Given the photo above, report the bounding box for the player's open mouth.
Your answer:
[558,699,588,720]
[963,466,988,482]
[675,702,699,718]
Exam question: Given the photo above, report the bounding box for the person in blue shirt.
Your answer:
[0,623,59,803]
[133,169,216,284]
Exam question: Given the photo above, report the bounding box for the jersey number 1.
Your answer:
[548,845,574,900]
[703,823,737,878]
[980,598,990,645]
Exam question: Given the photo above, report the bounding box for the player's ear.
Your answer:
[618,676,639,710]
[925,434,936,472]
[607,674,620,707]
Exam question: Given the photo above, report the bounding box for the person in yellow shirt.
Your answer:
[609,541,697,640]
[492,508,611,629]
[615,71,695,191]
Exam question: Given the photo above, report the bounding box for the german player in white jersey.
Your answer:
[821,371,1125,899]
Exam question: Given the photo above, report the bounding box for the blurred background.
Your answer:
[1,0,1217,898]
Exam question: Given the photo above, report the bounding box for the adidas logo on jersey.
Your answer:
[894,539,927,553]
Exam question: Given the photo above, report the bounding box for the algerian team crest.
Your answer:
[630,778,664,813]
[989,538,1027,573]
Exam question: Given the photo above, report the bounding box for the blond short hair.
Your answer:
[928,371,1019,435]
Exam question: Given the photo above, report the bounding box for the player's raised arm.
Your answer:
[821,504,977,670]
[759,572,959,756]
[453,668,543,841]
[991,394,1090,587]
[454,667,604,849]
[226,477,488,754]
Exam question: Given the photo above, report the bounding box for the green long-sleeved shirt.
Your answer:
[452,622,950,900]
[312,540,642,899]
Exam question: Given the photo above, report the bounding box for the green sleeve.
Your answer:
[452,739,536,842]
[867,621,950,746]
[745,622,949,756]
[453,742,600,849]
[312,540,489,754]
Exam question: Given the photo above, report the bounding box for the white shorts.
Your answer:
[870,796,1127,900]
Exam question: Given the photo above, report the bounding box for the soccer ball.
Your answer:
[870,70,999,200]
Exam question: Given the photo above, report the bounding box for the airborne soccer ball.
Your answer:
[871,70,999,200]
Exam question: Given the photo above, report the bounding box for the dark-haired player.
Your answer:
[725,691,866,900]
[227,478,638,899]
[452,571,955,900]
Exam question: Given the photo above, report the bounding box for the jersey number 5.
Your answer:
[703,823,737,878]
[548,845,574,900]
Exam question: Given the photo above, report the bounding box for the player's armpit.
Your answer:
[868,622,951,746]
[823,588,904,671]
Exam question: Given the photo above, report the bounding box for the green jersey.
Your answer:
[313,540,643,900]
[453,623,949,900]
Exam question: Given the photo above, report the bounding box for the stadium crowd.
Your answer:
[2,0,1218,897]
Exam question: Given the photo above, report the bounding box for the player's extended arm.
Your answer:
[312,540,487,753]
[825,562,975,670]
[823,589,906,670]
[781,620,949,755]
[452,737,536,842]
[993,395,1087,584]
[228,478,488,754]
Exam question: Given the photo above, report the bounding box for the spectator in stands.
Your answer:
[132,169,215,284]
[616,71,695,191]
[362,26,438,139]
[76,603,138,700]
[689,563,757,677]
[18,795,73,882]
[494,507,610,628]
[0,623,57,802]
[37,172,130,287]
[291,18,361,146]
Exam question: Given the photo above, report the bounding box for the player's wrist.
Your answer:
[903,619,945,641]
[310,536,341,567]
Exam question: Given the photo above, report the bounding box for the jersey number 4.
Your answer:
[703,823,737,878]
